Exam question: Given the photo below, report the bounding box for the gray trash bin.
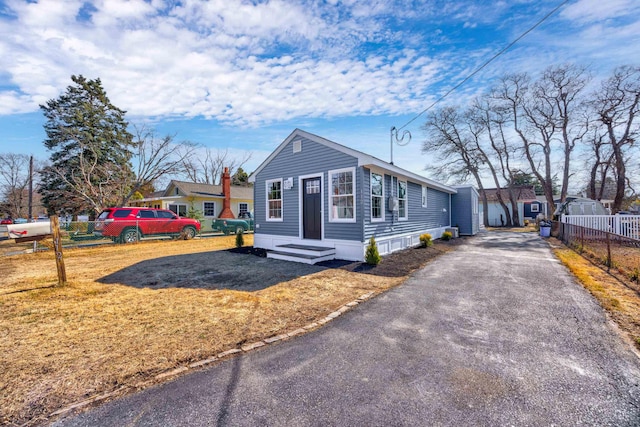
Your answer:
[539,220,552,237]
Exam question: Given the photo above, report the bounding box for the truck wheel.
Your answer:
[120,227,141,244]
[182,226,196,240]
[223,228,230,236]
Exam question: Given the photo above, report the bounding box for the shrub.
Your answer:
[365,236,381,265]
[235,229,244,248]
[419,233,433,247]
[441,231,453,241]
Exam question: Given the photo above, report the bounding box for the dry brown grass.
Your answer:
[551,241,640,353]
[1,236,409,426]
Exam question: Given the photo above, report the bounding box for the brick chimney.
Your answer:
[218,167,235,219]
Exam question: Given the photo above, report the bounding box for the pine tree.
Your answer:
[39,75,135,216]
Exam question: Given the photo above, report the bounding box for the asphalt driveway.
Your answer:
[53,232,640,426]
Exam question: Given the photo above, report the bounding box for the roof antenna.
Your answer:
[390,126,411,165]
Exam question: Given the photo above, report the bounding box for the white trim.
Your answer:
[249,129,457,195]
[298,173,324,240]
[397,178,407,221]
[265,178,283,222]
[530,203,539,213]
[370,171,385,223]
[422,186,428,208]
[328,166,356,223]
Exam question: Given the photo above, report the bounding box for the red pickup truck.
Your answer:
[94,207,200,243]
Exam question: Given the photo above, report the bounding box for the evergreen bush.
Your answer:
[235,229,244,248]
[365,236,381,265]
[441,231,453,241]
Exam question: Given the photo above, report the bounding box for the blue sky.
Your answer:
[1,0,639,181]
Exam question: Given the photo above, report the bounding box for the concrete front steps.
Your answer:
[267,243,336,264]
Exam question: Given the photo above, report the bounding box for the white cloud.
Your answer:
[0,0,638,131]
[560,0,635,23]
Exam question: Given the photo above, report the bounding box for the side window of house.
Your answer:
[397,180,407,220]
[371,172,384,221]
[266,179,283,221]
[329,167,355,222]
[168,204,187,217]
[422,186,427,208]
[238,203,248,216]
[531,203,539,213]
[203,202,216,217]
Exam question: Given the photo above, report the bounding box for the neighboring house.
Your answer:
[129,171,253,232]
[553,197,608,217]
[248,129,479,263]
[479,186,538,227]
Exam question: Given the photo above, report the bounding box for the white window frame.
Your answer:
[530,203,539,213]
[422,186,428,208]
[397,179,408,220]
[202,201,217,217]
[328,167,356,223]
[370,172,385,222]
[266,179,283,222]
[238,202,249,216]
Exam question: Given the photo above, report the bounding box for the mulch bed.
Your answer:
[231,238,467,278]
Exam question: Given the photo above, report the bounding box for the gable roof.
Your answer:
[165,180,253,200]
[480,186,537,203]
[249,128,456,194]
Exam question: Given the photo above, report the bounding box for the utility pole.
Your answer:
[28,155,34,220]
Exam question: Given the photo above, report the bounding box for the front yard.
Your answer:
[0,235,458,426]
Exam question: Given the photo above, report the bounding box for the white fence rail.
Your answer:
[560,215,640,240]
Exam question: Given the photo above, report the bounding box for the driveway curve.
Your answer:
[53,232,640,426]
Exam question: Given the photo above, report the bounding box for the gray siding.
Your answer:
[363,168,451,240]
[451,186,479,235]
[254,135,361,241]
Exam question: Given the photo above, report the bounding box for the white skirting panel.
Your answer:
[255,226,450,262]
[373,226,450,257]
[253,234,364,262]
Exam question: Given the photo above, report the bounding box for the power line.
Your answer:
[397,0,571,132]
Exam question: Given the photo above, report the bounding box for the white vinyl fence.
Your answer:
[560,215,640,240]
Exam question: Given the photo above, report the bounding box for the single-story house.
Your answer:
[248,129,479,263]
[479,186,538,226]
[129,172,253,232]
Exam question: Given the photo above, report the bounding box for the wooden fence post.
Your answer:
[50,216,67,286]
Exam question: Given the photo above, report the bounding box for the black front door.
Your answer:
[303,178,321,240]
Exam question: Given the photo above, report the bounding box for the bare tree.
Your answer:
[183,148,252,185]
[0,153,32,218]
[469,96,520,225]
[121,126,198,204]
[535,65,590,201]
[47,141,129,215]
[423,107,504,226]
[495,72,560,215]
[591,65,640,213]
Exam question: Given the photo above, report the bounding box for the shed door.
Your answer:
[303,178,321,240]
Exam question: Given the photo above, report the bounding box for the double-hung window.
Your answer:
[238,203,249,216]
[329,167,355,222]
[203,202,216,217]
[397,179,407,220]
[371,172,384,221]
[266,179,283,221]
